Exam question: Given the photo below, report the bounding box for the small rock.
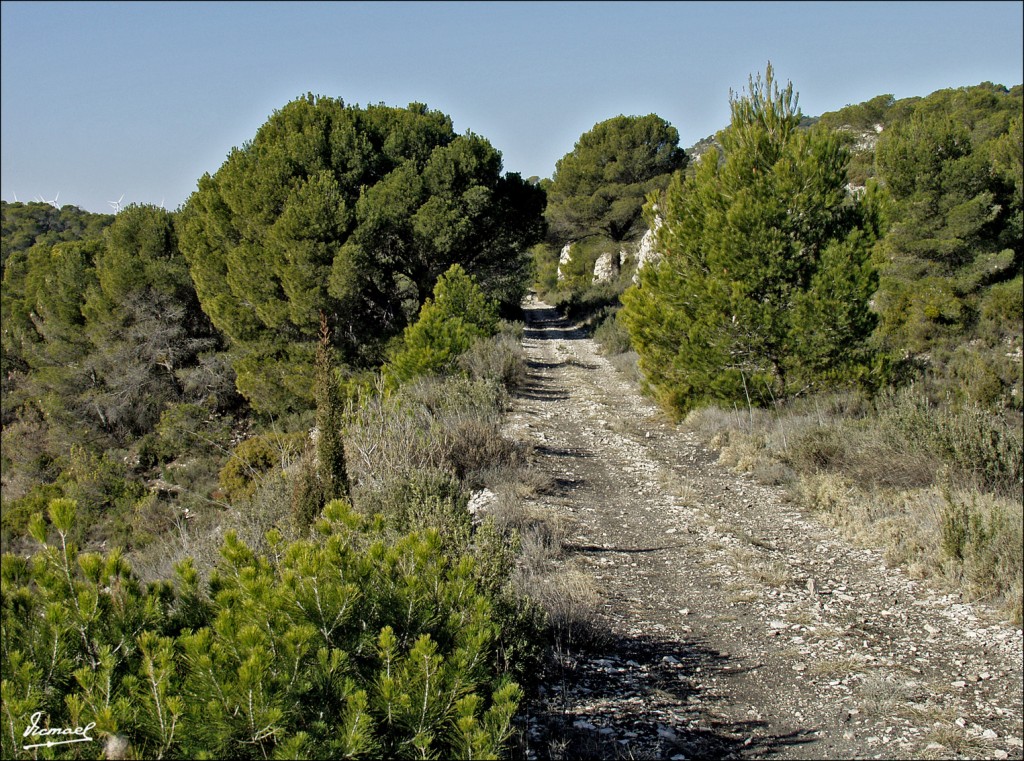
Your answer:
[951,680,966,688]
[769,620,787,630]
[573,720,596,731]
[792,663,806,672]
[981,729,998,740]
[924,623,940,635]
[992,751,1008,760]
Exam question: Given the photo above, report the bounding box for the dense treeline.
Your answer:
[539,75,1022,418]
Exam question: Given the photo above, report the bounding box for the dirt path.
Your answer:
[505,296,1023,761]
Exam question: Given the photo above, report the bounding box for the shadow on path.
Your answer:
[515,632,819,760]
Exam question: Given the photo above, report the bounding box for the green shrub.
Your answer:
[218,431,305,504]
[1,498,524,759]
[593,310,633,355]
[386,265,499,387]
[0,483,63,551]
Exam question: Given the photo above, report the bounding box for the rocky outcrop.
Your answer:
[632,216,663,283]
[557,242,574,282]
[592,250,621,284]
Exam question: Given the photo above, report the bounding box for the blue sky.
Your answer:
[2,1,1022,214]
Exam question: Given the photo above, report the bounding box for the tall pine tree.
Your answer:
[622,64,879,417]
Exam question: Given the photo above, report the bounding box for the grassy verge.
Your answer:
[683,388,1023,624]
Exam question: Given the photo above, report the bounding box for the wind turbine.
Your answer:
[43,192,60,209]
[109,193,124,213]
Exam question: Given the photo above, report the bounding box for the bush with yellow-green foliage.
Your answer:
[385,264,500,387]
[1,498,524,759]
[217,431,306,504]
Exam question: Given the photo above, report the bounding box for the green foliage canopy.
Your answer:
[622,65,880,417]
[545,114,687,244]
[179,95,545,414]
[1,498,521,759]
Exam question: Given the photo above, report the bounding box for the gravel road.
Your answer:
[503,296,1023,761]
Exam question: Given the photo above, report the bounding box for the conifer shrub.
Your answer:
[385,264,500,387]
[1,498,525,759]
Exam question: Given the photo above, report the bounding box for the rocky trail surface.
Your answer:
[502,296,1023,760]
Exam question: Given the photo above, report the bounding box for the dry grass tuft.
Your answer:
[683,387,1024,624]
[523,568,608,651]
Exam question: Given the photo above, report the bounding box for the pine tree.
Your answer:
[621,64,878,417]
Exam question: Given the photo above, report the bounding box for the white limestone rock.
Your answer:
[632,216,663,283]
[556,242,574,282]
[592,250,620,283]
